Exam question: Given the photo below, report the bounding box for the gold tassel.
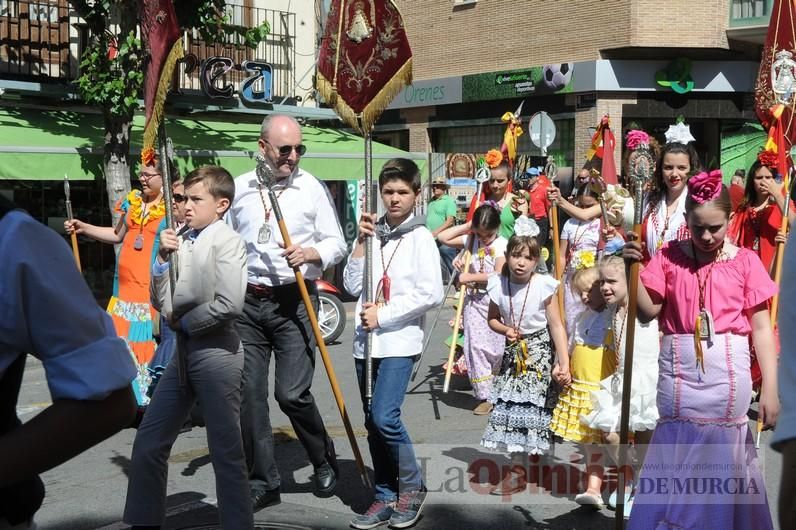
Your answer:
[142,40,185,156]
[514,339,529,376]
[694,314,705,374]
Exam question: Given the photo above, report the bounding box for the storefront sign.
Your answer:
[387,77,462,109]
[199,56,273,103]
[463,63,574,102]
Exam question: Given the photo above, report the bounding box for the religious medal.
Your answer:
[611,373,621,396]
[699,308,715,343]
[257,223,271,244]
[133,233,144,250]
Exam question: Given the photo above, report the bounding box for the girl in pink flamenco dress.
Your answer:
[624,170,778,529]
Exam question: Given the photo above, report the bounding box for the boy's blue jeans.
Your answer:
[355,356,423,501]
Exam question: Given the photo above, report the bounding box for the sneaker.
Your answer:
[388,488,427,529]
[574,491,605,510]
[350,500,395,529]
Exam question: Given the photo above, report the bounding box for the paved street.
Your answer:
[20,300,782,530]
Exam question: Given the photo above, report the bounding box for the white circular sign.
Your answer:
[529,111,556,150]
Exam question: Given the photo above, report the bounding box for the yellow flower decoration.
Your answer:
[126,190,166,227]
[572,249,596,271]
[477,246,495,259]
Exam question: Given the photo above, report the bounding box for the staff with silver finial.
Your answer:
[614,139,654,527]
[255,154,370,488]
[363,130,376,413]
[157,124,186,388]
[63,174,82,271]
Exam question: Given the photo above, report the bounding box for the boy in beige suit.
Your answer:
[123,166,252,529]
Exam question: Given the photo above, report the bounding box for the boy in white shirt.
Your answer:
[344,159,444,529]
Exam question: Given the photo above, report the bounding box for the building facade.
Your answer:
[378,0,769,182]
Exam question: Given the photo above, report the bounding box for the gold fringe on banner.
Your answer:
[142,40,184,163]
[316,58,413,135]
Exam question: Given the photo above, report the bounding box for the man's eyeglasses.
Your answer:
[266,140,307,157]
[172,193,186,203]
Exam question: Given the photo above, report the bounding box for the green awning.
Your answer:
[0,107,424,181]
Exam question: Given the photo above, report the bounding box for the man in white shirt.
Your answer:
[228,114,347,511]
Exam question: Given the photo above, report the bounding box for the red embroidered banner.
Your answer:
[755,0,796,148]
[316,0,413,133]
[139,0,183,165]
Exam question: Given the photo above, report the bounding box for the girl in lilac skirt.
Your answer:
[439,204,507,414]
[623,170,779,528]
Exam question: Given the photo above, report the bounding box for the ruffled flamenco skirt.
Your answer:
[107,296,156,405]
[551,342,617,443]
[481,328,560,455]
[627,333,773,530]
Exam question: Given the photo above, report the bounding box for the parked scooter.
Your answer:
[316,279,346,344]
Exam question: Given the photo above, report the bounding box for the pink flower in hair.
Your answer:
[687,170,723,204]
[626,130,650,150]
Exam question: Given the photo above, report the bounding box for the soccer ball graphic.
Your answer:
[542,63,573,91]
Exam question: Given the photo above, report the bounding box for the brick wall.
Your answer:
[627,0,729,49]
[397,0,730,80]
[574,93,638,173]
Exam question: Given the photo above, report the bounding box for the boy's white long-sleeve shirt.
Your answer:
[343,215,444,359]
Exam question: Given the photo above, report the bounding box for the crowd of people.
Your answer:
[418,124,789,529]
[1,114,793,530]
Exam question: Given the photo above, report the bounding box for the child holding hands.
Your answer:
[481,217,570,492]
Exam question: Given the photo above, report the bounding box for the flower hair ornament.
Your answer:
[664,122,696,145]
[482,199,500,211]
[625,130,650,151]
[757,149,778,168]
[484,149,504,169]
[687,170,723,204]
[571,249,596,271]
[514,216,540,238]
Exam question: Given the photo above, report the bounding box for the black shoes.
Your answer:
[314,460,338,497]
[251,487,281,513]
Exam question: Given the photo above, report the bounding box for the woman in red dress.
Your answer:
[728,157,796,275]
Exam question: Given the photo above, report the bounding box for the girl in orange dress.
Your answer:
[66,163,168,404]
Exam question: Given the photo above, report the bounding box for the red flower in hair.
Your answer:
[141,147,156,167]
[757,150,777,168]
[687,170,723,204]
